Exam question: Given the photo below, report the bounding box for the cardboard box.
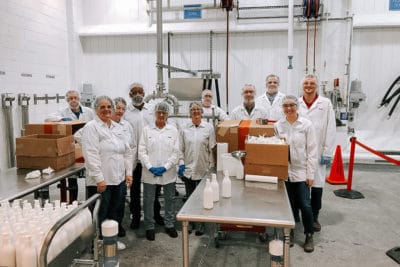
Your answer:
[24,121,86,136]
[75,143,83,160]
[16,153,75,170]
[217,120,276,152]
[16,134,75,157]
[244,142,289,179]
[216,120,241,152]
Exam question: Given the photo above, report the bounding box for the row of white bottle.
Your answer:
[203,171,231,210]
[0,199,92,267]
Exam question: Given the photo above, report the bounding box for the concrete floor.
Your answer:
[69,164,399,266]
[109,164,399,267]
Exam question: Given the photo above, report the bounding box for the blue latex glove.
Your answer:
[320,155,332,165]
[61,117,73,121]
[157,167,167,175]
[178,165,185,177]
[149,167,158,176]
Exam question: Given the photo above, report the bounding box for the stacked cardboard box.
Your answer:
[244,142,289,179]
[216,120,275,152]
[16,134,75,170]
[24,121,86,136]
[216,120,288,179]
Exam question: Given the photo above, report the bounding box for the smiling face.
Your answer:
[202,90,213,108]
[282,98,298,119]
[112,101,126,122]
[190,103,203,125]
[129,86,145,106]
[242,85,256,105]
[266,76,279,95]
[96,99,113,123]
[66,91,80,111]
[302,77,318,97]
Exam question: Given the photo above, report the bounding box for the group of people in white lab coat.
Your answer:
[49,72,335,253]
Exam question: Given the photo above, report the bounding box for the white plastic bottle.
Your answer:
[222,173,232,198]
[20,235,37,267]
[203,179,214,209]
[0,233,16,267]
[210,173,219,202]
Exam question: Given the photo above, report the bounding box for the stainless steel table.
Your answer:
[0,163,85,202]
[176,175,295,267]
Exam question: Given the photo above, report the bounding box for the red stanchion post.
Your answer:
[333,136,364,199]
[347,136,356,191]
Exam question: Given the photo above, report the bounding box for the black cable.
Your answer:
[380,75,400,107]
[388,92,400,117]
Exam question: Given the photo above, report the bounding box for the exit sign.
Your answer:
[390,0,400,10]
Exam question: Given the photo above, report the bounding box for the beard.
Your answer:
[132,96,144,106]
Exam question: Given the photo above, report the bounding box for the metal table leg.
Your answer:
[283,228,290,267]
[182,221,189,267]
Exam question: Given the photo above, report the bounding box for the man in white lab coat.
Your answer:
[256,74,285,121]
[230,84,269,120]
[139,102,180,241]
[201,89,227,122]
[124,83,164,230]
[298,74,336,232]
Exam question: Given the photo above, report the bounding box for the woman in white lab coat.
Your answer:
[274,95,318,253]
[81,95,133,250]
[139,102,180,241]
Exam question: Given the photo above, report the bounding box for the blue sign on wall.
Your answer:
[184,4,202,19]
[389,0,400,10]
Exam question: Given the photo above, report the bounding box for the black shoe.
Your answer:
[313,220,321,232]
[130,220,140,230]
[154,216,165,226]
[146,229,155,241]
[165,227,178,238]
[290,229,294,247]
[294,215,300,223]
[303,233,314,253]
[118,224,126,237]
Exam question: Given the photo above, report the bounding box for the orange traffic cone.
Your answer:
[326,145,347,185]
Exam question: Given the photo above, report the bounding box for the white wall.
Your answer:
[0,0,73,170]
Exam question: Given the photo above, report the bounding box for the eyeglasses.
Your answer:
[267,81,278,84]
[98,105,112,110]
[282,103,297,108]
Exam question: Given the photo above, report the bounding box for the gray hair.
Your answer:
[154,102,170,114]
[242,84,256,92]
[201,89,213,98]
[66,90,80,99]
[129,82,144,91]
[113,97,127,107]
[265,74,280,84]
[301,74,319,89]
[94,95,114,110]
[189,101,203,114]
[282,95,299,105]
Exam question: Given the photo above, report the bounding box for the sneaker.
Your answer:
[118,224,126,237]
[313,220,321,232]
[303,233,314,253]
[290,229,294,247]
[130,220,140,230]
[154,216,165,226]
[165,227,178,238]
[117,241,126,250]
[146,229,155,241]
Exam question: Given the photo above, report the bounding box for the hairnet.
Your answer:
[154,102,170,114]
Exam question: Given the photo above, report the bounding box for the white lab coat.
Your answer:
[118,119,137,170]
[81,117,133,187]
[203,105,228,121]
[139,124,180,185]
[45,106,95,122]
[229,104,269,120]
[124,103,154,162]
[179,122,216,180]
[256,91,286,121]
[274,116,318,183]
[298,95,336,187]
